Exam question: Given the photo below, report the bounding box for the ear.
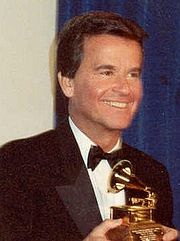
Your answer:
[57,72,74,98]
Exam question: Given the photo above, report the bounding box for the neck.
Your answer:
[70,116,122,152]
[90,133,121,152]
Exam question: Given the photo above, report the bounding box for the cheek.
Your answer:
[73,84,95,108]
[133,82,143,102]
[81,82,103,101]
[73,73,108,104]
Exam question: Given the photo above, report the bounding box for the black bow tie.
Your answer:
[87,145,122,171]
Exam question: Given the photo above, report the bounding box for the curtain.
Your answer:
[56,0,180,228]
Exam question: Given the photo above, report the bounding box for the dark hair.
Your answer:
[57,11,148,78]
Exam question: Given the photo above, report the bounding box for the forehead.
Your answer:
[84,33,142,50]
[82,34,143,66]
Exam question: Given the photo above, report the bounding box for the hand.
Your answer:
[162,226,179,241]
[83,219,122,241]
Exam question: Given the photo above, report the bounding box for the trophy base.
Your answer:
[106,221,163,241]
[106,205,164,241]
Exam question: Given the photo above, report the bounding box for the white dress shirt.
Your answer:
[69,117,125,220]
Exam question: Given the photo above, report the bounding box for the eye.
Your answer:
[100,70,113,76]
[127,71,141,79]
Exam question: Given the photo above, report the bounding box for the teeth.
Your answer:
[103,101,128,108]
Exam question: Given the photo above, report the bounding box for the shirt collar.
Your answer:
[69,117,122,167]
[69,117,94,167]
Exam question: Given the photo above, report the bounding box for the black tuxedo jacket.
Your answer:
[0,119,174,241]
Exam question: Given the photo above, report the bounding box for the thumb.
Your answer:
[93,219,122,235]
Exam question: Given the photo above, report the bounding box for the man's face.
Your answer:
[61,34,143,134]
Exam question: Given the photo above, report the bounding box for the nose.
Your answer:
[112,77,131,95]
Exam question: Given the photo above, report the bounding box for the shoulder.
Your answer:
[0,118,72,161]
[122,142,166,169]
[0,118,82,195]
[122,142,169,181]
[0,129,56,158]
[0,129,58,176]
[0,119,78,179]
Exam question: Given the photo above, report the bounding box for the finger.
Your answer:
[162,226,178,241]
[92,219,122,235]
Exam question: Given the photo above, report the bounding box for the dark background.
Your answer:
[56,0,180,228]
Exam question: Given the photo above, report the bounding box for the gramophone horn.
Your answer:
[108,160,146,193]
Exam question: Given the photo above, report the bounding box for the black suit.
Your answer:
[0,119,174,241]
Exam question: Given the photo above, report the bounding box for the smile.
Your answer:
[103,100,128,108]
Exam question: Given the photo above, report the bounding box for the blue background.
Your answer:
[56,0,180,228]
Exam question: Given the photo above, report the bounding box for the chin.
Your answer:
[104,122,132,132]
[106,117,133,130]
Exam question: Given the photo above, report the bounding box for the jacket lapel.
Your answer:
[55,120,102,237]
[56,166,101,237]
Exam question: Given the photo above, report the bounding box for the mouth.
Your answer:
[103,100,129,108]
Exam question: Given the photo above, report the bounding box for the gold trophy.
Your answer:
[106,160,164,241]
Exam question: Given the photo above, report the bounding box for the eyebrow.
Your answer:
[94,65,117,71]
[128,67,142,73]
[95,65,142,73]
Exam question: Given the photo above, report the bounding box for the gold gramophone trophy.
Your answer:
[106,160,164,241]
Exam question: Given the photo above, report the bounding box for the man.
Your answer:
[0,11,178,241]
